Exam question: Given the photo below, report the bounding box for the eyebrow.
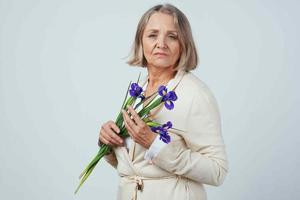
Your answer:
[145,29,178,34]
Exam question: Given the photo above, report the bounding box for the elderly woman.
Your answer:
[98,4,228,200]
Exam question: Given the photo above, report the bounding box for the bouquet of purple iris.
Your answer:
[74,74,178,194]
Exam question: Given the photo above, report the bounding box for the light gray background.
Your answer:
[0,0,299,199]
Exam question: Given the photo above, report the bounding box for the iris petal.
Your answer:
[168,91,178,101]
[158,86,167,96]
[159,87,177,111]
[162,95,168,102]
[131,83,138,89]
[162,121,172,129]
[164,101,174,110]
[160,131,171,143]
[129,82,143,97]
[151,127,157,132]
[151,121,172,144]
[129,90,135,96]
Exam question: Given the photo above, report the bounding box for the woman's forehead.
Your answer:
[145,12,177,30]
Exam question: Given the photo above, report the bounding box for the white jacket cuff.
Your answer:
[144,135,167,161]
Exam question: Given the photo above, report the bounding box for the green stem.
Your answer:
[75,159,99,194]
[75,145,109,194]
[78,145,109,179]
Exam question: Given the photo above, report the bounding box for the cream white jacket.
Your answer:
[104,69,229,200]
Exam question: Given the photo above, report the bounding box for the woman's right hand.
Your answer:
[98,120,124,147]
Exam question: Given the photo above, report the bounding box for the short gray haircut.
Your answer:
[127,4,198,71]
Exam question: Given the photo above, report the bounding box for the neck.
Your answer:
[146,66,177,88]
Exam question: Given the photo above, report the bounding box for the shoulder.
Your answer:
[182,71,208,89]
[179,71,216,101]
[178,71,220,115]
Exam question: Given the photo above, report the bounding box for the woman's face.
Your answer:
[142,12,181,69]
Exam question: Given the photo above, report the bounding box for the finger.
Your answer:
[123,109,144,140]
[123,113,136,138]
[108,123,123,143]
[110,132,123,144]
[122,109,137,128]
[127,105,144,126]
[99,136,110,145]
[123,115,134,135]
[108,132,123,145]
[109,121,120,134]
[126,106,148,138]
[103,127,122,145]
[101,130,114,145]
[99,130,112,145]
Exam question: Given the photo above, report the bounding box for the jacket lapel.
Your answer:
[127,73,149,161]
[131,69,187,161]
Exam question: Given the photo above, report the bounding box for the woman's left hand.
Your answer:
[122,105,157,149]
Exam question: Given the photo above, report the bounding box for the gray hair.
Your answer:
[127,3,198,71]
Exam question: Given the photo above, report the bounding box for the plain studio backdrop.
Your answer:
[0,0,299,199]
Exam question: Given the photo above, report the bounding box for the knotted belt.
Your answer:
[123,174,179,200]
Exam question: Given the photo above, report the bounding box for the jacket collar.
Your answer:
[138,69,186,93]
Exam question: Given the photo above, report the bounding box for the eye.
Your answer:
[148,34,157,38]
[168,34,178,40]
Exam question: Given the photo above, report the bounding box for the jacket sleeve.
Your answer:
[104,150,118,169]
[152,88,229,186]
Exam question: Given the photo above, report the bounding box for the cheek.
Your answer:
[142,40,153,58]
[172,44,181,60]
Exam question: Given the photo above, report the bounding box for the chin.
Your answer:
[152,61,175,69]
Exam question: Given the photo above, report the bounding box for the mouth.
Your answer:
[154,52,168,56]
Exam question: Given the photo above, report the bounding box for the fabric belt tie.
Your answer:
[124,174,179,200]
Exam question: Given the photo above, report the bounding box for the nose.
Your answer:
[157,36,167,49]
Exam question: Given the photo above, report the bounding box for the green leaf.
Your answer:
[75,160,99,194]
[78,145,108,179]
[116,81,132,125]
[75,145,109,194]
[134,91,158,110]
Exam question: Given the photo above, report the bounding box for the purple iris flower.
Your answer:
[162,121,172,129]
[129,83,144,99]
[159,130,171,144]
[151,121,172,144]
[158,86,177,110]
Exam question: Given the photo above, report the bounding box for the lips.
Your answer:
[154,52,168,56]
